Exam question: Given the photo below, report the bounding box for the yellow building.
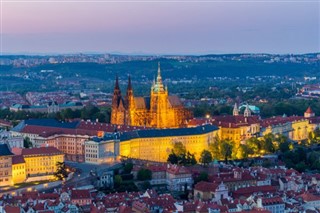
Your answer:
[21,147,64,177]
[188,115,260,144]
[12,155,26,184]
[119,124,219,162]
[0,144,14,187]
[291,119,310,141]
[111,63,192,128]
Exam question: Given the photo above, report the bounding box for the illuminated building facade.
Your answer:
[0,144,14,186]
[111,63,192,128]
[119,124,219,162]
[21,147,64,177]
[12,155,26,184]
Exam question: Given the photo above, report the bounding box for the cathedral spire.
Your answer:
[114,74,120,90]
[244,103,251,117]
[127,75,132,91]
[157,62,163,84]
[233,102,239,116]
[153,62,165,92]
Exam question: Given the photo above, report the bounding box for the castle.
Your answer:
[111,63,192,128]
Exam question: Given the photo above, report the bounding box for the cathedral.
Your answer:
[111,63,192,128]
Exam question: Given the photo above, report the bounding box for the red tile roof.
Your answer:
[261,197,284,205]
[0,119,12,127]
[194,181,218,192]
[21,147,63,156]
[306,106,314,114]
[71,189,91,200]
[12,155,25,164]
[167,164,191,175]
[233,186,277,198]
[299,192,320,202]
[4,205,20,213]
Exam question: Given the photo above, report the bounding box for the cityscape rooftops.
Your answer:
[21,147,63,156]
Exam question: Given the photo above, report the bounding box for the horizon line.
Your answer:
[1,51,319,57]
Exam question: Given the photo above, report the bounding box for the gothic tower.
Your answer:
[150,62,168,128]
[125,75,135,125]
[111,75,126,125]
[233,102,239,116]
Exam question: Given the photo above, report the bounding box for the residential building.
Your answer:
[256,197,285,213]
[19,147,64,177]
[166,164,193,192]
[11,155,26,184]
[194,181,219,201]
[70,189,92,206]
[0,144,14,187]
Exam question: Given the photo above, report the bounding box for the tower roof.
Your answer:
[152,62,165,92]
[114,75,120,90]
[127,75,132,91]
[305,106,314,114]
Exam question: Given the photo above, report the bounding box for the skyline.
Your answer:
[1,0,319,54]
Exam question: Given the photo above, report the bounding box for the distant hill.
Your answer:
[24,58,319,80]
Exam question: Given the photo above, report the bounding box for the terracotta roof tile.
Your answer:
[21,147,63,156]
[12,155,25,164]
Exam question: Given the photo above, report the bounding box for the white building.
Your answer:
[0,130,23,149]
[84,134,119,164]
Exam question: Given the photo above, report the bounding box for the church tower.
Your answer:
[233,103,239,116]
[150,62,169,128]
[304,106,315,118]
[111,75,126,125]
[244,104,251,117]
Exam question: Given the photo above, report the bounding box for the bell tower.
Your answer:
[233,103,239,116]
[111,75,126,125]
[150,62,168,128]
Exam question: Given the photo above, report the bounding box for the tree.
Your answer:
[199,150,212,166]
[279,141,290,153]
[167,152,178,164]
[167,142,197,166]
[137,168,152,181]
[263,133,275,153]
[246,137,262,155]
[54,162,68,181]
[114,175,123,188]
[194,172,208,184]
[237,144,253,159]
[173,142,187,156]
[186,151,197,165]
[23,137,32,148]
[220,140,233,163]
[123,162,133,174]
[140,181,151,190]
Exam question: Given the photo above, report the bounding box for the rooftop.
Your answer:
[21,147,63,156]
[0,144,14,156]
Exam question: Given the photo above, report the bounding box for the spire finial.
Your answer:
[158,62,161,77]
[233,102,239,116]
[127,74,132,91]
[115,74,120,90]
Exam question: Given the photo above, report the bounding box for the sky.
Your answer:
[1,0,319,55]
